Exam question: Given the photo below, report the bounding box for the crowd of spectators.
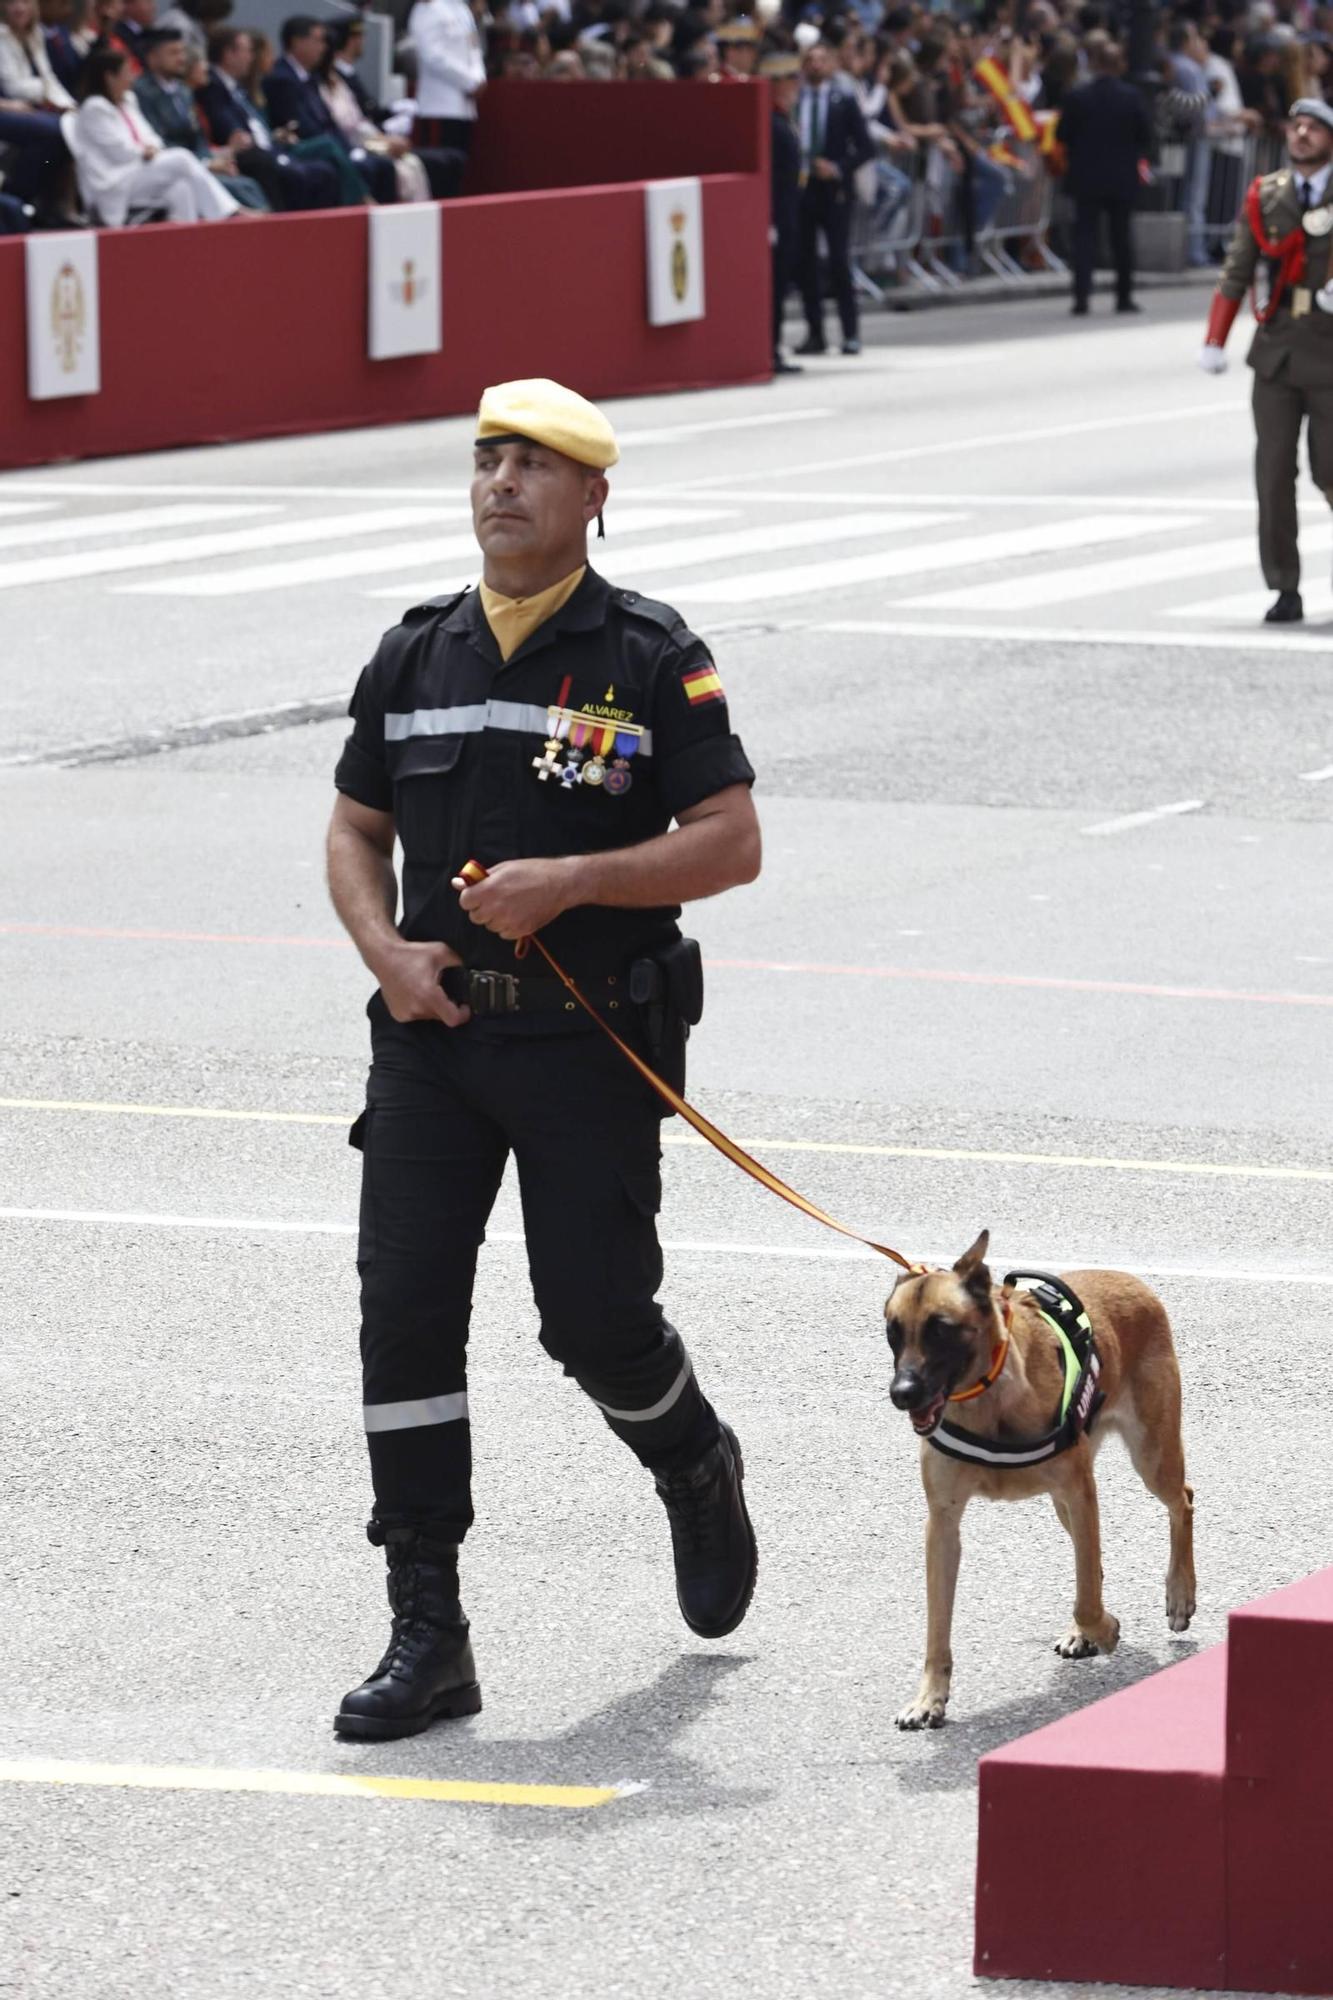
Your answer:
[1,0,1326,254]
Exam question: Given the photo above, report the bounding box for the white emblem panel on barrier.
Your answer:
[26,231,100,401]
[644,178,705,327]
[368,203,443,361]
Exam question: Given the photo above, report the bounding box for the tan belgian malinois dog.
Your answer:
[885,1230,1195,1730]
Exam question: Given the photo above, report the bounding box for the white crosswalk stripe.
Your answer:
[361,510,955,601]
[118,507,730,598]
[0,504,264,553]
[901,524,1228,612]
[641,514,1192,605]
[0,507,466,593]
[0,502,62,519]
[1171,580,1333,623]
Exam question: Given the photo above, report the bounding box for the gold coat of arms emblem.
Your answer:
[50,261,86,375]
[669,207,689,304]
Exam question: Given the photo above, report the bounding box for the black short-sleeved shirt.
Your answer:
[334,566,755,985]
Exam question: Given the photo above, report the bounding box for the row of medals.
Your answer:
[532,706,642,795]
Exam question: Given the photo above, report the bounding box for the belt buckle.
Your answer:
[468,970,519,1016]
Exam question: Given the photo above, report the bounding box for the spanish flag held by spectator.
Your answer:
[973,55,1038,145]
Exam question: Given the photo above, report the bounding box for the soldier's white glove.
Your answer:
[1196,344,1229,374]
[1316,282,1333,315]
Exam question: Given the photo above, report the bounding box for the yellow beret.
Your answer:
[759,50,800,74]
[474,378,619,470]
[717,18,759,41]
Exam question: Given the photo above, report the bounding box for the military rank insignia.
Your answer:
[682,660,725,706]
[532,675,642,793]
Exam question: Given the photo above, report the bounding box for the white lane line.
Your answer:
[1082,800,1206,837]
[0,1207,1326,1288]
[118,507,733,598]
[0,503,268,552]
[675,402,1250,490]
[1299,761,1333,783]
[905,527,1253,614]
[1172,580,1333,623]
[615,408,833,444]
[0,506,467,593]
[649,515,1186,607]
[362,510,962,600]
[0,501,62,518]
[820,617,1333,654]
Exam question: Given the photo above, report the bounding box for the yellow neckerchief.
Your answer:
[478,566,586,663]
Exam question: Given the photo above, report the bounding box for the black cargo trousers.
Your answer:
[353,991,720,1541]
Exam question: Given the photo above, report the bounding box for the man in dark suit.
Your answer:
[197,26,353,208]
[330,16,465,198]
[134,26,271,207]
[265,13,397,203]
[762,51,804,375]
[1058,31,1152,316]
[794,39,874,355]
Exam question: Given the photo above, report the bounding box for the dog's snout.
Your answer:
[891,1369,930,1412]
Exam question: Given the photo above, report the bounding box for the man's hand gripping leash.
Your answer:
[452,858,921,1275]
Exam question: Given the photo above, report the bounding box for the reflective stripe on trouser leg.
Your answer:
[363,1391,470,1433]
[575,1326,718,1469]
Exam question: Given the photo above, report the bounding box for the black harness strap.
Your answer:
[926,1270,1104,1471]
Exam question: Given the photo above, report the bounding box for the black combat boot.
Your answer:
[335,1527,481,1741]
[653,1422,758,1639]
[1264,590,1303,624]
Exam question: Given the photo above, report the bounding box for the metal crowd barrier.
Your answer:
[850,122,1276,302]
[851,137,1063,299]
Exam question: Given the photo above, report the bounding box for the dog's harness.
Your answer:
[926,1271,1104,1470]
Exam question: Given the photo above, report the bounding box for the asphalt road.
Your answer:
[1,290,1330,2000]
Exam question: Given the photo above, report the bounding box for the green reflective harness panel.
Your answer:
[926,1271,1103,1471]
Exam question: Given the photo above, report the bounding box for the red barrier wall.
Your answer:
[463,79,767,194]
[0,171,770,471]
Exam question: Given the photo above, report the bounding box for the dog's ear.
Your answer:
[953,1229,992,1303]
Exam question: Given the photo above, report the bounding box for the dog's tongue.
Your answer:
[911,1392,946,1437]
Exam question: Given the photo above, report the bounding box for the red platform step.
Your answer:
[975,1564,1333,1994]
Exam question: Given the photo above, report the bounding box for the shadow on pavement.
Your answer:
[336,1650,771,1828]
[890,1636,1202,1795]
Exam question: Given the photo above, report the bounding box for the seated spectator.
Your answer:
[312,28,430,200]
[44,0,101,93]
[70,44,244,219]
[715,15,758,77]
[0,0,74,110]
[331,17,464,195]
[622,32,672,79]
[0,88,73,216]
[406,0,484,156]
[155,0,226,63]
[265,14,397,201]
[197,27,355,207]
[119,0,156,66]
[543,46,583,76]
[134,23,269,205]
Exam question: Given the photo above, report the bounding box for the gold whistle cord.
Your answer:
[457,861,921,1275]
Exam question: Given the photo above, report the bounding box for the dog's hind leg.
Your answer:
[895,1496,966,1730]
[1051,1457,1120,1659]
[1119,1378,1196,1633]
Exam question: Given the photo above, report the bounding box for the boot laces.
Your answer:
[659,1455,726,1555]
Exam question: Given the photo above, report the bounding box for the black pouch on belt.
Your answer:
[628,936,703,1106]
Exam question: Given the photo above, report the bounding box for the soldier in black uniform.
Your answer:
[326,379,763,1740]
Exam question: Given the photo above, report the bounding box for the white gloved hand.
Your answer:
[1316,282,1333,315]
[1196,344,1229,374]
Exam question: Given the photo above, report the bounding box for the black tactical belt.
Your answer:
[441,966,629,1019]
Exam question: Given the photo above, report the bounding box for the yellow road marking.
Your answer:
[0,1758,623,1811]
[0,1096,1327,1183]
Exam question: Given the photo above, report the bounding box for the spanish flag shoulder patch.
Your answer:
[682,661,725,707]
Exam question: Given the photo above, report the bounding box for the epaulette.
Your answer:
[401,586,471,626]
[610,587,685,635]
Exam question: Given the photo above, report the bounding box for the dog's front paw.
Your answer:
[895,1695,947,1730]
[1055,1615,1119,1660]
[1166,1585,1196,1633]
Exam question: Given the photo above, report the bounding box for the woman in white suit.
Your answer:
[70,46,241,223]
